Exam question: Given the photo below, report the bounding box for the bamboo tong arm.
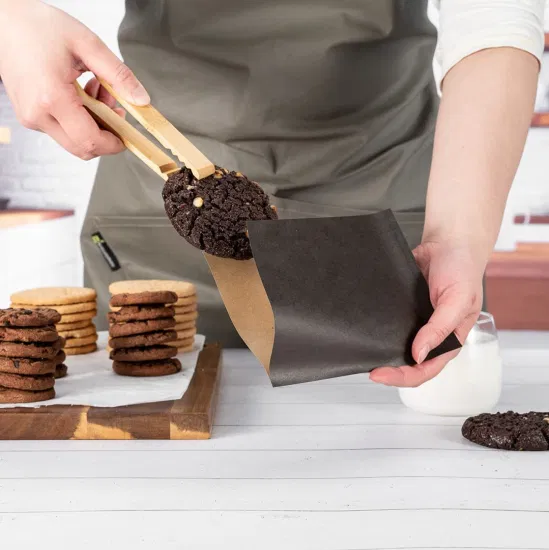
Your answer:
[75,82,178,180]
[98,79,215,180]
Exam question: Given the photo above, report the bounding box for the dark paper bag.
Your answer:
[206,210,461,386]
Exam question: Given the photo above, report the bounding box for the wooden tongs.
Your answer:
[75,79,215,180]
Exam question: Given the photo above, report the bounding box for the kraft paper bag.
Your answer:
[206,209,461,386]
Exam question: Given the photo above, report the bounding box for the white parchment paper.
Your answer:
[0,332,205,408]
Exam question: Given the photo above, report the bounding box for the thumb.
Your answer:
[72,32,150,106]
[412,294,468,365]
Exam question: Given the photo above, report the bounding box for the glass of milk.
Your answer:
[398,312,502,416]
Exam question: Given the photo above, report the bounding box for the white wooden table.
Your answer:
[0,331,547,549]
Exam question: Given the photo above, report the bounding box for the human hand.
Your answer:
[0,0,150,160]
[369,239,484,387]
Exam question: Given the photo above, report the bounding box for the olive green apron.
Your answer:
[82,0,438,346]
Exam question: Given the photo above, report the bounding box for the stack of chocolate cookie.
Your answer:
[0,308,66,404]
[109,280,197,353]
[108,290,182,377]
[10,287,98,361]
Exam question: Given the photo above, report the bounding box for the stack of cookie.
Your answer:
[109,280,197,353]
[0,308,66,404]
[10,287,98,360]
[108,290,182,377]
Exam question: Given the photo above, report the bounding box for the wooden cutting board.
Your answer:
[0,344,221,440]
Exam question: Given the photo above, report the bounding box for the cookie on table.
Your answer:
[0,308,61,328]
[110,291,177,308]
[56,319,92,332]
[0,386,55,404]
[109,318,176,338]
[0,356,57,376]
[0,325,59,343]
[109,345,178,362]
[107,305,175,323]
[108,330,177,350]
[162,166,278,260]
[64,334,98,349]
[109,280,196,299]
[112,358,182,377]
[0,371,55,391]
[55,364,68,379]
[65,343,97,356]
[57,325,96,339]
[0,338,64,360]
[462,411,549,451]
[12,301,96,315]
[11,287,96,306]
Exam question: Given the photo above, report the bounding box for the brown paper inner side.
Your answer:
[205,254,274,373]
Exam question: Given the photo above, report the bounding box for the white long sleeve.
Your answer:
[428,0,546,93]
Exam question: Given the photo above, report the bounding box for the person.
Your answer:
[0,0,544,387]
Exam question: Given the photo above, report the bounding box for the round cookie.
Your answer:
[12,301,96,315]
[0,357,57,376]
[175,328,196,340]
[174,305,197,315]
[462,411,549,451]
[0,371,55,391]
[65,343,97,356]
[107,305,175,323]
[171,337,195,348]
[173,321,197,331]
[0,386,55,404]
[174,311,198,324]
[53,350,66,365]
[109,330,177,350]
[109,345,178,362]
[162,166,278,260]
[56,319,92,331]
[174,295,197,307]
[11,287,96,306]
[112,358,182,377]
[109,280,196,298]
[0,338,64,360]
[64,334,98,349]
[0,325,59,343]
[58,325,96,339]
[55,364,68,379]
[59,310,96,324]
[109,318,176,338]
[110,291,177,307]
[0,308,61,328]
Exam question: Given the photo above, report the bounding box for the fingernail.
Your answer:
[417,346,429,364]
[131,84,150,106]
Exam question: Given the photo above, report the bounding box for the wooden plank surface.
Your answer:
[0,344,221,440]
[0,334,547,549]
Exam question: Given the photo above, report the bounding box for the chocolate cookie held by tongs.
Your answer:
[77,80,459,386]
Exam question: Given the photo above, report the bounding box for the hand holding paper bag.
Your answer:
[206,210,461,387]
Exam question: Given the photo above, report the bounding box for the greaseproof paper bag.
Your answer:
[207,210,461,386]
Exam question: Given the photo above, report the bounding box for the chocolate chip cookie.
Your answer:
[109,318,176,338]
[109,345,177,362]
[0,325,59,343]
[0,308,61,327]
[112,358,182,377]
[162,166,278,260]
[0,356,57,376]
[110,291,177,307]
[107,305,175,323]
[462,411,549,451]
[0,386,55,404]
[55,364,68,379]
[109,330,177,350]
[0,371,55,391]
[0,337,64,360]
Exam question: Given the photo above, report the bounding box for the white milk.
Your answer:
[398,335,503,416]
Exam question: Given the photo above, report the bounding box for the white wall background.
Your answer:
[1,0,549,305]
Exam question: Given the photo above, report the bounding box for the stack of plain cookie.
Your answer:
[10,287,98,360]
[108,289,182,377]
[109,280,197,352]
[0,308,66,403]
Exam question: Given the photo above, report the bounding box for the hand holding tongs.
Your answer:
[74,79,215,180]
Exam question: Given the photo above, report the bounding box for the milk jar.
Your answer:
[398,312,503,416]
